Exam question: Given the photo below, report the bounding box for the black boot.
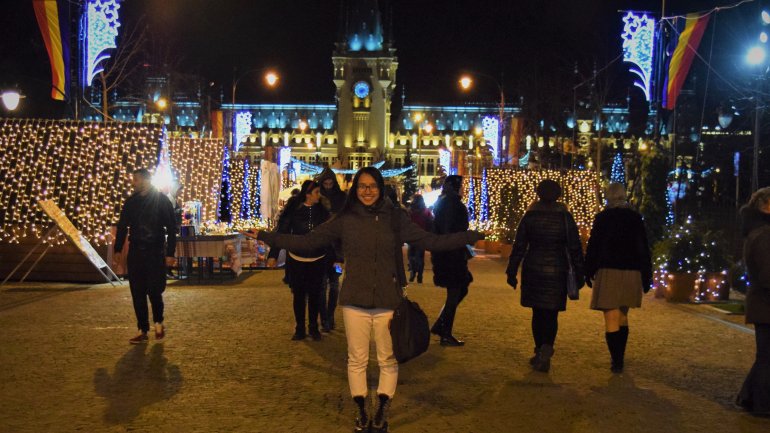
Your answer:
[371,394,391,433]
[417,273,423,284]
[409,271,416,282]
[618,326,629,372]
[439,306,465,346]
[529,347,541,366]
[353,395,370,433]
[532,344,554,372]
[605,330,624,373]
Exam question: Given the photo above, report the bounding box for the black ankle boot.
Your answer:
[532,344,554,372]
[409,271,415,282]
[371,394,390,433]
[353,396,369,433]
[529,346,541,366]
[440,335,465,346]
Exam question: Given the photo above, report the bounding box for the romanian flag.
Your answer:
[33,0,70,100]
[662,13,710,110]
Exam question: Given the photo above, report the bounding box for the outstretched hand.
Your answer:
[585,277,593,288]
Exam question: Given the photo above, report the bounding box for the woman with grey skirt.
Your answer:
[584,182,652,373]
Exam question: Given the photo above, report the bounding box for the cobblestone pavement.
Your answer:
[1,252,768,433]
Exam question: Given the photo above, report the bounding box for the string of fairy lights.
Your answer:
[167,137,224,222]
[0,119,226,245]
[0,119,161,244]
[228,155,262,222]
[464,168,602,241]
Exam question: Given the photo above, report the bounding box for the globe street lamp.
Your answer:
[231,68,279,106]
[1,90,25,111]
[459,72,505,165]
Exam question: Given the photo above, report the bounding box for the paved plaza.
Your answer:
[1,252,768,433]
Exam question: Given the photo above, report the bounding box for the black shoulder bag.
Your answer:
[389,207,430,363]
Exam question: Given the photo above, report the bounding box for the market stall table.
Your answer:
[176,234,242,282]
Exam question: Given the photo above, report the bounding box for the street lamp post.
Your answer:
[459,73,505,166]
[1,90,25,112]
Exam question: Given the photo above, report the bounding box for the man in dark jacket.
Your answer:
[316,168,346,331]
[431,175,472,346]
[114,169,177,344]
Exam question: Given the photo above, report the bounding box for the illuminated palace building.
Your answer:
[219,1,655,182]
[90,1,654,183]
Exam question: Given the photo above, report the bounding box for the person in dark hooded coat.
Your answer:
[430,175,473,347]
[316,168,347,331]
[506,179,584,373]
[736,186,770,416]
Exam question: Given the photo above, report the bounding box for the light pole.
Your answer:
[459,72,505,166]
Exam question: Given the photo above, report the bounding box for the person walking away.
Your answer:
[267,180,331,341]
[431,175,473,347]
[114,168,177,344]
[506,179,584,372]
[243,167,483,433]
[736,187,770,416]
[317,168,347,332]
[584,182,652,373]
[408,194,433,283]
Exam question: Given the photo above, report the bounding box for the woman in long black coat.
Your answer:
[506,179,584,372]
[584,182,652,373]
[736,186,770,416]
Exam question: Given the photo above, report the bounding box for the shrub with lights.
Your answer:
[652,216,733,301]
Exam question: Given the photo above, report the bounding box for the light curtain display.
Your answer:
[464,168,601,239]
[0,119,226,245]
[0,119,161,244]
[167,137,225,223]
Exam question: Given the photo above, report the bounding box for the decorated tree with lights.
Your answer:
[639,149,669,242]
[402,148,418,205]
[610,152,626,185]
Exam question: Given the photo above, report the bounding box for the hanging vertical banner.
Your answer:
[32,0,70,100]
[662,13,711,110]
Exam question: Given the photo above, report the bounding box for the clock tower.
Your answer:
[333,0,398,166]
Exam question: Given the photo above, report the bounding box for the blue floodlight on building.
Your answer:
[81,0,121,87]
[621,11,655,102]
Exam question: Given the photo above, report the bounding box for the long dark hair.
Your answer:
[338,166,386,215]
[296,179,320,206]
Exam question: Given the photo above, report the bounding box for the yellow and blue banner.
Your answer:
[33,0,70,100]
[662,13,710,110]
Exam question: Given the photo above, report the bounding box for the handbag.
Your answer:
[389,207,430,363]
[563,213,579,301]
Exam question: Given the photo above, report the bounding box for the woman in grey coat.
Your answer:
[244,167,483,433]
[736,186,770,416]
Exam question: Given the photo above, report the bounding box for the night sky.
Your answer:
[0,0,758,119]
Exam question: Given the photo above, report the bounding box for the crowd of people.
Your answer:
[114,166,770,431]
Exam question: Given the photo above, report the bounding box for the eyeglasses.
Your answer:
[357,183,380,192]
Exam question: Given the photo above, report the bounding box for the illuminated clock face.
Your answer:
[353,81,370,98]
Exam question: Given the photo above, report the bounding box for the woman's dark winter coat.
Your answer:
[268,201,331,260]
[584,206,652,292]
[741,206,770,324]
[317,168,347,214]
[506,201,585,311]
[431,190,472,287]
[259,197,483,310]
